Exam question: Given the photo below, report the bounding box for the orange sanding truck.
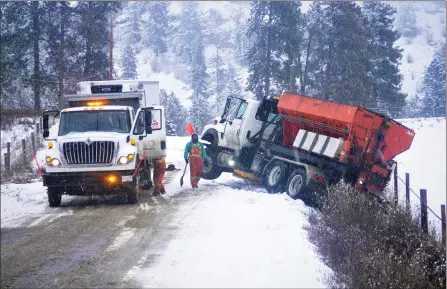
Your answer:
[200,92,415,200]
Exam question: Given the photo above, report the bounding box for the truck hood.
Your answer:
[57,132,129,142]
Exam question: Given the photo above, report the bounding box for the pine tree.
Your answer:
[176,2,203,65]
[245,1,303,100]
[304,2,373,106]
[75,2,121,81]
[118,2,143,50]
[423,42,446,116]
[211,49,227,115]
[0,2,33,109]
[363,1,406,109]
[189,34,211,133]
[395,3,420,38]
[40,1,77,108]
[145,1,169,56]
[120,45,138,79]
[160,89,189,136]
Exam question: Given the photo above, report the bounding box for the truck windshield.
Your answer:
[58,110,131,136]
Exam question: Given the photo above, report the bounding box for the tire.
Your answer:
[202,148,223,180]
[127,158,141,204]
[263,161,287,193]
[47,187,62,207]
[285,169,307,200]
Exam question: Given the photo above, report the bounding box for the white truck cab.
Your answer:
[200,96,279,179]
[41,80,166,207]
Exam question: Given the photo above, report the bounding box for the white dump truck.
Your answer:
[41,80,167,206]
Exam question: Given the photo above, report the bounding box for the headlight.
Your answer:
[50,158,60,167]
[118,156,129,164]
[118,154,135,164]
[228,159,235,167]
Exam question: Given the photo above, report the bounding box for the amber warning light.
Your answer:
[87,101,106,106]
[106,175,118,184]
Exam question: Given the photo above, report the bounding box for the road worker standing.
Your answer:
[184,133,207,188]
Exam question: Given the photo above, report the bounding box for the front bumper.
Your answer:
[43,170,136,195]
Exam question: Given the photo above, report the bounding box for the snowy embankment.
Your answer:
[393,117,446,230]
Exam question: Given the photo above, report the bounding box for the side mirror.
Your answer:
[144,110,153,134]
[42,110,59,139]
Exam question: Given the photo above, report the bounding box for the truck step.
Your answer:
[232,169,261,183]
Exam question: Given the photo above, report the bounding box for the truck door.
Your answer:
[131,107,167,159]
[224,101,248,148]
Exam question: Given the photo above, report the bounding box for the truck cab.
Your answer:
[41,80,166,207]
[202,97,279,151]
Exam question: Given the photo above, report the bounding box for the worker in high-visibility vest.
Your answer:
[184,133,207,188]
[153,157,166,196]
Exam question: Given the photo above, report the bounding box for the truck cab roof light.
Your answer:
[87,101,104,106]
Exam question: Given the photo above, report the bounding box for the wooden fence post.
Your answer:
[31,132,36,155]
[405,173,410,211]
[393,165,398,206]
[420,189,428,233]
[441,204,446,247]
[4,153,9,176]
[22,139,26,165]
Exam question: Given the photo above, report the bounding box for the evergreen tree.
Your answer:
[395,3,420,38]
[304,2,373,106]
[145,1,169,56]
[0,2,33,109]
[423,42,446,116]
[75,2,121,81]
[41,1,77,108]
[119,2,143,50]
[225,65,244,100]
[189,34,211,133]
[245,1,303,100]
[211,49,227,115]
[160,89,189,136]
[120,45,138,79]
[176,2,203,65]
[363,1,406,109]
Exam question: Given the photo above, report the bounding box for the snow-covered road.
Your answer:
[1,136,330,288]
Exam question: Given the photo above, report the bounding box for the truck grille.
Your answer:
[63,141,115,164]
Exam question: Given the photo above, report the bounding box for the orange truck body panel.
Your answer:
[277,92,415,193]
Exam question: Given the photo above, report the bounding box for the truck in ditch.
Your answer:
[41,79,166,206]
[200,92,415,201]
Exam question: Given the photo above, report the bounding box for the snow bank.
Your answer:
[394,117,446,229]
[1,182,49,227]
[134,175,330,288]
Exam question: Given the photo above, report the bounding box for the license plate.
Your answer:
[122,175,133,182]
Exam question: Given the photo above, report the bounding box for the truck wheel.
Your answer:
[263,161,286,193]
[47,187,62,207]
[285,169,307,200]
[202,149,222,180]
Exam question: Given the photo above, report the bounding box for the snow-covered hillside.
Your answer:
[391,1,446,100]
[114,1,445,107]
